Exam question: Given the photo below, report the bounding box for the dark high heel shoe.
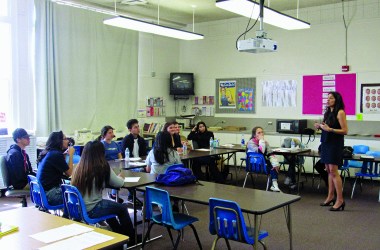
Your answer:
[329,201,345,211]
[320,199,336,206]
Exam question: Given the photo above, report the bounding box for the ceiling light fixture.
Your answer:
[103,16,204,40]
[52,0,204,40]
[216,0,310,30]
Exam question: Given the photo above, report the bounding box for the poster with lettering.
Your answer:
[360,84,380,113]
[219,81,236,108]
[302,73,356,115]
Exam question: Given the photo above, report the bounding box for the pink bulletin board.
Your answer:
[303,73,356,115]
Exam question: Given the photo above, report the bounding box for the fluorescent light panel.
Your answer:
[216,0,310,30]
[104,16,204,40]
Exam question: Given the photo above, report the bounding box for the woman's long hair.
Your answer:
[162,122,174,132]
[323,92,345,126]
[71,140,110,195]
[250,126,263,140]
[97,125,114,141]
[37,131,64,163]
[196,121,208,132]
[153,131,173,165]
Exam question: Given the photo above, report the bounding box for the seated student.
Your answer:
[121,119,147,204]
[122,119,147,161]
[37,131,75,205]
[173,121,192,150]
[145,131,182,174]
[71,141,140,245]
[187,121,226,182]
[247,126,281,192]
[98,125,123,203]
[5,128,35,190]
[281,137,304,189]
[163,122,182,151]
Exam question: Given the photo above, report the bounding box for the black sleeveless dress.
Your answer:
[320,116,344,165]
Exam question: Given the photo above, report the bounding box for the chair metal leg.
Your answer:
[243,173,250,188]
[259,240,267,250]
[250,173,255,188]
[189,224,202,249]
[266,176,270,191]
[141,222,155,249]
[224,238,232,250]
[211,236,221,250]
[21,197,27,207]
[351,176,358,199]
[174,231,181,250]
[166,227,174,247]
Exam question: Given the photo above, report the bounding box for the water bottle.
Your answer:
[291,139,295,149]
[214,139,219,148]
[241,134,245,148]
[124,148,130,167]
[209,137,214,150]
[182,143,188,155]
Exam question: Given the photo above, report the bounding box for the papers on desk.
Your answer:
[273,148,291,152]
[124,177,141,182]
[39,231,114,250]
[221,144,234,147]
[195,149,210,152]
[129,162,146,167]
[360,155,375,159]
[129,157,142,161]
[30,224,93,243]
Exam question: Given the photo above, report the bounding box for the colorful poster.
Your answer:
[238,88,254,111]
[219,80,236,108]
[360,84,380,113]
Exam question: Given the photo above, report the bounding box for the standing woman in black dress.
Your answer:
[314,92,348,211]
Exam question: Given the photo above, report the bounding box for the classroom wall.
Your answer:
[137,1,380,124]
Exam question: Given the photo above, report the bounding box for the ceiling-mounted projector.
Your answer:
[237,30,277,53]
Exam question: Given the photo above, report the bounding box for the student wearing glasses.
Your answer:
[5,128,35,190]
[37,131,75,206]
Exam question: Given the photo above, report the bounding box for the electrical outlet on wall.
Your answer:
[268,121,273,125]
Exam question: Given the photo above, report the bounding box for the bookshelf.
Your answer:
[192,96,215,117]
[146,97,165,117]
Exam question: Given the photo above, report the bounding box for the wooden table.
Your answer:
[138,181,301,250]
[0,207,128,249]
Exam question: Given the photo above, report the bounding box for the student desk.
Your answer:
[180,148,241,183]
[0,207,128,249]
[138,181,300,250]
[271,148,311,194]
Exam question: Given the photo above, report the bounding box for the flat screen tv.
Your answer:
[169,73,195,96]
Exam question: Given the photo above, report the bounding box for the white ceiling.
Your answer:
[68,0,351,27]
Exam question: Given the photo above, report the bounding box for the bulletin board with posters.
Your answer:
[215,77,256,114]
[302,73,356,115]
[360,84,380,113]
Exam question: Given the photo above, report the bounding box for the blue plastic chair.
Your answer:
[344,145,370,169]
[351,151,380,199]
[141,186,202,250]
[243,152,270,190]
[61,184,117,225]
[27,175,64,215]
[209,198,268,250]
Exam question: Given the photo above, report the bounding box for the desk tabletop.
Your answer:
[180,148,240,160]
[0,207,128,249]
[138,181,300,215]
[216,144,246,152]
[108,157,147,170]
[121,171,157,188]
[272,148,311,156]
[299,150,380,162]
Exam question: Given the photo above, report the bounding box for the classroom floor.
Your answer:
[1,171,380,250]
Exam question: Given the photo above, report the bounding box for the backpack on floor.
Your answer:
[156,164,197,186]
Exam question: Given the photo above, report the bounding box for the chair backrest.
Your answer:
[0,155,10,188]
[145,186,175,226]
[209,198,253,244]
[353,145,370,154]
[61,184,90,223]
[365,151,380,175]
[27,175,63,210]
[245,152,268,174]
